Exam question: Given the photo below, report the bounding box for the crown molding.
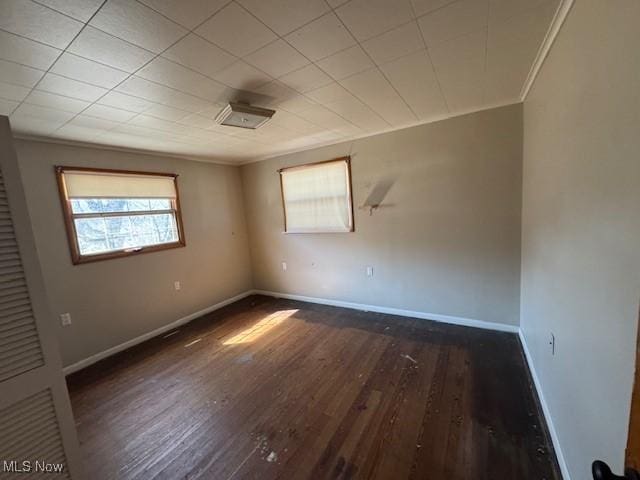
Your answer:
[238,100,521,166]
[520,0,575,101]
[12,133,246,166]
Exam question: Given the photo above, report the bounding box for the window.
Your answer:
[55,166,185,264]
[279,157,354,233]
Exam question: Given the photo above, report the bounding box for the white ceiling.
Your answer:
[0,0,560,164]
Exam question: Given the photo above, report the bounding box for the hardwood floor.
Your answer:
[67,295,560,480]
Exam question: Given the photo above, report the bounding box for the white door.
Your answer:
[0,117,82,478]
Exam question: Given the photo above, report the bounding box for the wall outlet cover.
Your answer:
[60,313,72,326]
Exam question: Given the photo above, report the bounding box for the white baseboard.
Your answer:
[519,330,571,480]
[62,290,254,375]
[253,289,519,333]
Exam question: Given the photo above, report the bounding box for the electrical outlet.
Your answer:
[174,281,181,291]
[282,262,287,271]
[366,266,373,277]
[60,313,72,326]
[550,333,555,355]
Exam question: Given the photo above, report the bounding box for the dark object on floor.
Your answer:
[593,460,640,480]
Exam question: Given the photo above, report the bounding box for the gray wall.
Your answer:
[241,104,523,326]
[14,139,253,367]
[521,1,640,479]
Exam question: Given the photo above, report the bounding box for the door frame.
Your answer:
[626,305,640,469]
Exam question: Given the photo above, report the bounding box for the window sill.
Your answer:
[282,228,354,234]
[71,241,185,265]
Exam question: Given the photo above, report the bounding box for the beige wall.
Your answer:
[14,139,253,367]
[241,104,523,326]
[521,1,640,479]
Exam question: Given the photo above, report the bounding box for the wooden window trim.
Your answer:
[55,166,186,265]
[278,156,355,234]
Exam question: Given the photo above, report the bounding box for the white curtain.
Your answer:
[281,160,352,233]
[63,171,177,199]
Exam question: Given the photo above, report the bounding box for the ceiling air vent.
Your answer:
[215,102,276,129]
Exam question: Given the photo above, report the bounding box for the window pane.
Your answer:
[74,213,179,256]
[70,198,172,214]
[281,160,352,233]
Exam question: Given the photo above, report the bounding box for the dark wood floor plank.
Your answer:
[67,295,560,480]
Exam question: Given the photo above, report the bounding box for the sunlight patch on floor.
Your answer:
[223,309,298,345]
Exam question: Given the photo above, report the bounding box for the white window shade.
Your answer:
[63,170,177,199]
[280,159,353,233]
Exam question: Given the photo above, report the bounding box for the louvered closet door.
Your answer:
[0,117,81,478]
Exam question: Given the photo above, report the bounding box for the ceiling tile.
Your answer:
[13,103,76,123]
[252,80,305,107]
[323,96,387,131]
[418,0,488,46]
[58,116,123,140]
[9,114,67,136]
[35,0,104,22]
[176,113,218,129]
[489,0,553,25]
[129,114,191,135]
[197,103,227,117]
[0,59,45,88]
[276,93,317,113]
[0,98,19,116]
[316,46,374,80]
[0,82,31,102]
[0,30,61,70]
[278,64,332,93]
[237,0,329,35]
[116,76,214,112]
[410,0,457,17]
[294,104,355,130]
[244,40,309,78]
[485,0,558,103]
[305,83,354,104]
[68,26,155,73]
[212,60,273,91]
[24,90,91,113]
[110,123,165,139]
[163,34,237,78]
[97,91,156,113]
[0,0,558,163]
[139,0,232,29]
[137,57,228,101]
[38,73,109,102]
[310,130,348,144]
[0,0,83,49]
[379,49,448,120]
[68,114,121,131]
[144,104,191,121]
[269,110,321,134]
[340,68,415,125]
[55,124,105,141]
[429,29,487,112]
[284,13,355,61]
[362,21,424,65]
[195,3,277,57]
[90,0,188,53]
[50,53,130,89]
[336,0,415,41]
[83,103,138,122]
[186,128,229,142]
